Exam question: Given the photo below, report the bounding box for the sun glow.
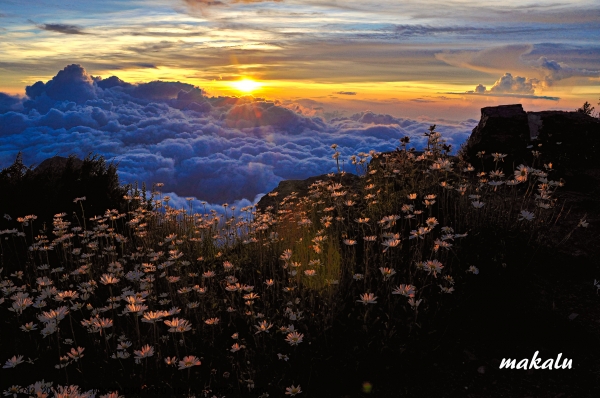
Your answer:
[231,78,262,93]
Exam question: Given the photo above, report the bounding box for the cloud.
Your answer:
[335,91,357,95]
[455,92,560,101]
[488,73,536,95]
[181,0,283,16]
[0,65,475,205]
[534,56,600,86]
[23,64,98,113]
[0,93,24,113]
[450,73,559,101]
[32,21,89,35]
[435,45,534,75]
[393,25,489,37]
[183,0,281,6]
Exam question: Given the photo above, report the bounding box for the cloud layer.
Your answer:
[0,65,474,206]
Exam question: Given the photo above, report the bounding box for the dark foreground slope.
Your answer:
[259,105,600,398]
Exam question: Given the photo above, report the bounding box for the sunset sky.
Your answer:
[0,0,599,207]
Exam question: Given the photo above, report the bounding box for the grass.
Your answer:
[0,126,590,397]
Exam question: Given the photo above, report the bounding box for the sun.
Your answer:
[231,78,262,93]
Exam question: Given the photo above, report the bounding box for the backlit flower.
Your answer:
[471,201,485,209]
[379,267,396,280]
[278,353,289,361]
[20,322,37,332]
[38,306,69,324]
[285,385,302,396]
[424,260,444,277]
[230,343,245,352]
[66,347,85,361]
[285,331,304,346]
[356,292,378,305]
[178,355,201,370]
[408,298,422,309]
[164,356,178,366]
[518,210,535,221]
[100,274,119,285]
[133,344,154,359]
[467,266,479,274]
[2,355,24,368]
[254,320,273,334]
[142,310,168,323]
[164,318,192,333]
[392,284,415,297]
[439,285,455,294]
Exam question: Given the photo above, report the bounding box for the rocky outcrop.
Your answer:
[33,155,83,176]
[463,104,600,173]
[463,105,600,192]
[256,172,361,212]
[463,104,531,166]
[528,110,600,171]
[463,104,600,258]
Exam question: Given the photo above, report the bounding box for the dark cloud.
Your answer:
[133,63,159,69]
[24,64,98,112]
[0,93,24,113]
[393,25,488,36]
[33,21,89,35]
[335,91,357,95]
[0,65,475,205]
[126,41,177,54]
[534,56,600,86]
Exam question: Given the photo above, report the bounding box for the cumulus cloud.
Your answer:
[0,64,474,205]
[25,64,98,107]
[455,73,558,101]
[474,84,486,94]
[488,73,536,95]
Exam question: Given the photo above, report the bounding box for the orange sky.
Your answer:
[1,0,599,120]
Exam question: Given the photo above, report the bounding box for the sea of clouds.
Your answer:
[0,64,476,211]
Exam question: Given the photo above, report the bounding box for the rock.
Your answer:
[463,104,600,259]
[463,104,600,176]
[33,155,83,176]
[528,111,600,191]
[462,104,531,168]
[256,172,361,212]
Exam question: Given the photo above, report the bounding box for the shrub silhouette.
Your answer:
[0,152,129,229]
